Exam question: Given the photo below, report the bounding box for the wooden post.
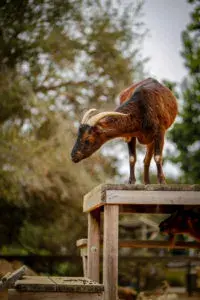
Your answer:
[87,208,101,282]
[103,205,119,300]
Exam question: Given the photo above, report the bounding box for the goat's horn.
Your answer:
[87,111,127,126]
[81,108,97,124]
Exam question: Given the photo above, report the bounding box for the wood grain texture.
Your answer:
[83,184,200,212]
[0,266,26,291]
[8,289,103,300]
[77,238,200,250]
[119,240,200,249]
[14,276,104,293]
[76,239,89,277]
[87,210,101,282]
[103,205,119,300]
[106,190,200,205]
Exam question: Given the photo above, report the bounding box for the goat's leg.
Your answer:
[143,142,154,184]
[154,131,166,184]
[128,137,136,184]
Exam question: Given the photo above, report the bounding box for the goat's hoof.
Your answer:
[159,179,167,184]
[128,179,136,184]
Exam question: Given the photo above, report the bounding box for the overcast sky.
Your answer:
[117,0,193,180]
[141,0,192,83]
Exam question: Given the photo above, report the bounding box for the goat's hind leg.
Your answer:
[143,142,154,184]
[154,130,166,184]
[128,137,136,184]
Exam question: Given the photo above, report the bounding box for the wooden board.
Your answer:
[50,277,103,293]
[77,238,200,250]
[14,276,104,293]
[8,289,103,300]
[87,210,101,282]
[14,276,56,292]
[83,184,200,213]
[103,205,119,300]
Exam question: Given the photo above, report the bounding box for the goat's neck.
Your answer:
[99,114,138,140]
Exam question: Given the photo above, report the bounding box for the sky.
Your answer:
[117,0,193,181]
[141,0,192,83]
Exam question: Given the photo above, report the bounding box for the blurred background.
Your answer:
[0,0,199,296]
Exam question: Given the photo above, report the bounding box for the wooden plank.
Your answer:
[77,238,200,250]
[103,205,119,300]
[50,277,104,293]
[14,276,56,292]
[87,209,101,282]
[103,184,200,191]
[83,185,104,212]
[8,289,103,300]
[76,239,88,248]
[0,266,26,291]
[83,184,200,212]
[106,190,200,205]
[119,240,200,249]
[119,204,181,214]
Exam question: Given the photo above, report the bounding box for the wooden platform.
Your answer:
[8,276,104,300]
[83,184,200,300]
[84,184,200,213]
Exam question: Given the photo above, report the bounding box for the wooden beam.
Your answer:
[83,184,200,213]
[77,238,200,250]
[119,240,200,249]
[103,205,119,300]
[87,209,101,282]
[0,266,26,291]
[106,190,200,205]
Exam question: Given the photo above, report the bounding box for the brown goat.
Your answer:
[71,78,178,184]
[159,209,200,244]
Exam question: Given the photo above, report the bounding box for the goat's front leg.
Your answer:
[143,142,154,184]
[154,130,166,184]
[128,137,136,184]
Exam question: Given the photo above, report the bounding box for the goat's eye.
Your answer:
[85,140,90,146]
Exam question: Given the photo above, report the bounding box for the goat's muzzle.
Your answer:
[71,149,82,163]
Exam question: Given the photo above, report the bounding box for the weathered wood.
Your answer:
[8,289,103,300]
[103,205,119,300]
[50,277,103,293]
[14,276,56,292]
[76,239,88,277]
[106,190,200,205]
[14,276,103,293]
[87,209,101,282]
[83,184,200,213]
[77,238,200,253]
[0,266,26,291]
[76,238,88,248]
[119,240,200,249]
[84,184,200,300]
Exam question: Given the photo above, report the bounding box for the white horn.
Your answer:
[87,111,127,126]
[81,108,97,124]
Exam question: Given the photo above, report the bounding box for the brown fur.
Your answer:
[159,209,200,243]
[71,78,178,184]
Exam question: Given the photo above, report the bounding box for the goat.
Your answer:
[159,209,200,244]
[71,78,178,184]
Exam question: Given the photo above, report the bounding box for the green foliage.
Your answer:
[169,0,200,183]
[164,269,185,287]
[0,0,146,257]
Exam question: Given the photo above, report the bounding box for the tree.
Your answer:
[0,0,147,255]
[169,0,200,183]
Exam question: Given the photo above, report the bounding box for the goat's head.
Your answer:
[159,209,200,245]
[71,108,126,163]
[159,209,192,236]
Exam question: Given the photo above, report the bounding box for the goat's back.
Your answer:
[117,78,178,130]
